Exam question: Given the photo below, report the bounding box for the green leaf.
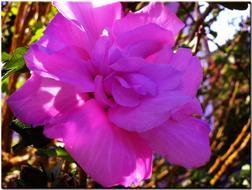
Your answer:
[2,47,28,80]
[30,27,45,44]
[37,147,74,162]
[15,76,26,89]
[210,30,218,38]
[10,120,52,153]
[12,119,31,130]
[4,47,28,70]
[1,77,9,94]
[55,147,68,157]
[2,52,10,63]
[178,44,193,50]
[11,7,18,15]
[215,55,223,65]
[36,148,57,157]
[240,164,250,177]
[2,69,17,81]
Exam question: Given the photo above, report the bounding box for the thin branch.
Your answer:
[189,5,214,42]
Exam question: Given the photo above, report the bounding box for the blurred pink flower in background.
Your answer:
[7,2,211,187]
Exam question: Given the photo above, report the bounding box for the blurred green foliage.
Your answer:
[2,47,28,80]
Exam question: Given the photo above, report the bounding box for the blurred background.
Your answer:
[1,1,251,188]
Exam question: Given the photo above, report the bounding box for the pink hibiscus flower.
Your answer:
[7,2,211,187]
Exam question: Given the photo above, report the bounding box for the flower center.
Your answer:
[89,36,158,108]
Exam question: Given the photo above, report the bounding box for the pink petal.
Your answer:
[91,37,112,76]
[181,56,203,96]
[94,75,115,107]
[36,13,91,55]
[141,117,211,168]
[43,124,63,139]
[108,45,124,64]
[113,12,146,36]
[170,48,194,70]
[150,47,203,96]
[139,63,182,91]
[147,45,173,64]
[124,73,157,96]
[111,78,140,107]
[170,48,203,96]
[172,98,204,121]
[110,57,146,72]
[25,45,94,92]
[146,46,191,69]
[48,100,152,187]
[109,39,162,62]
[108,90,191,132]
[116,23,174,48]
[113,2,184,42]
[111,56,182,91]
[7,74,85,126]
[167,2,180,13]
[53,2,121,42]
[114,76,131,88]
[141,2,184,37]
[124,40,163,58]
[109,60,188,132]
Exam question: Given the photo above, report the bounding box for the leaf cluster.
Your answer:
[2,47,29,80]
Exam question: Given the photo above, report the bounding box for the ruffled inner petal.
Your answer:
[116,23,174,48]
[111,78,140,107]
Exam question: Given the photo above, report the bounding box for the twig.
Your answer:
[188,5,214,42]
[1,2,12,28]
[208,117,250,174]
[192,24,204,55]
[210,132,251,185]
